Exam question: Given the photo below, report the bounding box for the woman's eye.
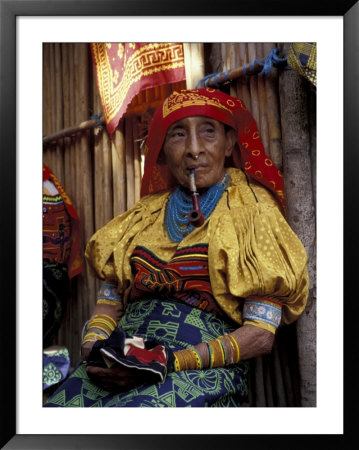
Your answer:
[169,130,185,138]
[201,126,215,136]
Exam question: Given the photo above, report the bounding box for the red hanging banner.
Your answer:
[91,43,186,137]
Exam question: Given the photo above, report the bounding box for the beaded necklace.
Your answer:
[165,173,229,243]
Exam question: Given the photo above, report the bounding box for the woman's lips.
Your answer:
[186,164,208,171]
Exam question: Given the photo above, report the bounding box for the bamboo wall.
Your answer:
[43,42,316,407]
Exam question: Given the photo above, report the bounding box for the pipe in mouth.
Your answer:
[187,169,204,227]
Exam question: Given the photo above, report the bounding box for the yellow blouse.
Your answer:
[85,168,309,333]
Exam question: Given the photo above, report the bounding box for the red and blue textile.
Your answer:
[130,244,224,317]
[86,327,174,385]
[43,165,82,279]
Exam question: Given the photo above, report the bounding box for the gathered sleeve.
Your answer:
[208,194,309,333]
[85,192,167,300]
[81,193,168,346]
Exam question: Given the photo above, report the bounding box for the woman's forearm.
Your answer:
[174,324,274,371]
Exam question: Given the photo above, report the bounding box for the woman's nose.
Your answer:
[186,132,201,159]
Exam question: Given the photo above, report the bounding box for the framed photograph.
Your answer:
[1,0,357,448]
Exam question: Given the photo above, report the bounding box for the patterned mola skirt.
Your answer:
[44,299,249,407]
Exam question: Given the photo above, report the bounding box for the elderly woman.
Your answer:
[45,88,308,407]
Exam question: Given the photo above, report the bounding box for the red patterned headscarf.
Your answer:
[141,88,285,211]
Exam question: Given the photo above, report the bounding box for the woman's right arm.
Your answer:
[81,281,124,361]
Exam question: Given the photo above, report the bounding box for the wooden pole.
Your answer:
[238,44,252,113]
[80,43,96,332]
[227,43,240,99]
[198,57,267,89]
[263,42,283,171]
[72,43,85,362]
[93,79,105,232]
[112,122,127,217]
[279,44,317,406]
[253,356,266,406]
[43,116,106,145]
[247,44,260,126]
[46,45,57,172]
[68,44,77,212]
[43,44,53,169]
[60,43,74,352]
[49,44,61,179]
[101,120,114,226]
[54,43,64,185]
[43,43,51,137]
[279,323,302,406]
[183,43,205,89]
[125,118,135,209]
[133,116,142,203]
[271,341,289,406]
[262,354,274,406]
[93,68,113,232]
[61,43,78,359]
[61,44,72,196]
[255,43,270,156]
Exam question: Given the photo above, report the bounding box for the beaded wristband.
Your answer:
[207,342,214,368]
[221,334,234,365]
[82,332,107,345]
[87,323,112,336]
[173,354,181,372]
[82,313,118,345]
[174,348,203,371]
[191,348,203,370]
[97,299,122,306]
[227,334,241,363]
[216,338,226,362]
[173,350,188,371]
[88,314,117,329]
[209,339,225,368]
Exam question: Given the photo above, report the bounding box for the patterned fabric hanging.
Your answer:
[91,43,186,137]
[287,43,317,87]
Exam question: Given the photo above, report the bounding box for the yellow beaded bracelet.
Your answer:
[227,334,241,363]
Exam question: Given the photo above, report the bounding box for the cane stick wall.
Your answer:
[43,42,316,407]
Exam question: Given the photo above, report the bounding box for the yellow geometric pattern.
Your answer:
[92,43,185,123]
[163,89,233,118]
[287,42,317,87]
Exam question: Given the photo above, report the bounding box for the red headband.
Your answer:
[141,88,285,211]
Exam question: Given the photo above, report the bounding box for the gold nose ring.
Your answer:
[193,155,199,160]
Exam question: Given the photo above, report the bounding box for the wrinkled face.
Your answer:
[163,116,235,191]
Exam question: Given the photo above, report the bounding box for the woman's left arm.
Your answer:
[174,324,274,371]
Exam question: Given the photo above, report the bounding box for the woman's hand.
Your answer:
[85,364,143,392]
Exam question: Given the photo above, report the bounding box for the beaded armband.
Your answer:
[81,313,118,345]
[81,283,122,346]
[96,282,122,304]
[242,297,282,332]
[173,348,203,372]
[173,333,242,372]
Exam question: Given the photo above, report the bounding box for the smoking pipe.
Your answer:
[187,169,205,227]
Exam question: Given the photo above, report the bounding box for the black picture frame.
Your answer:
[1,0,357,448]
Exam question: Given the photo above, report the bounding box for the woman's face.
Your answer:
[163,116,235,190]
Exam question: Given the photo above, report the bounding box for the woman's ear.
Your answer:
[225,128,236,157]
